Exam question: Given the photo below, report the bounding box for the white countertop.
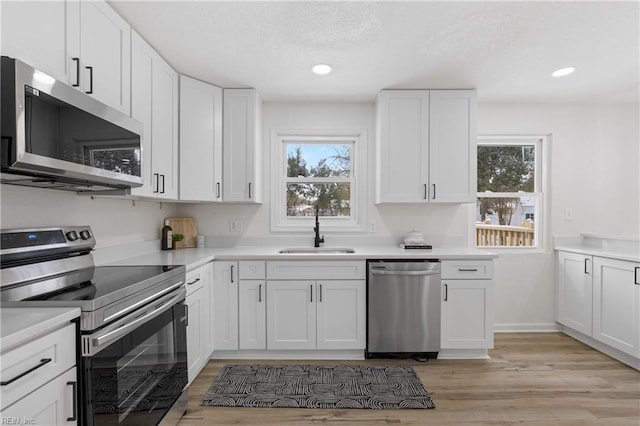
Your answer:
[554,235,640,262]
[0,307,80,352]
[103,246,497,269]
[554,244,640,262]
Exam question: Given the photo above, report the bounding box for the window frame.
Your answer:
[474,135,549,252]
[270,128,368,233]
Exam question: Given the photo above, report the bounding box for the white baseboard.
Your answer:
[494,322,562,333]
[210,349,365,360]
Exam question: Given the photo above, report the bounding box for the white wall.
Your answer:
[0,185,177,249]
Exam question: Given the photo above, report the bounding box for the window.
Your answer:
[272,131,367,232]
[475,136,546,248]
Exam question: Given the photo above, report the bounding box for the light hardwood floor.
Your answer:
[179,333,640,425]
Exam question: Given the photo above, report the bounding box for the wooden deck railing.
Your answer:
[476,223,534,247]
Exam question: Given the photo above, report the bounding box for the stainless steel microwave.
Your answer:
[1,57,143,192]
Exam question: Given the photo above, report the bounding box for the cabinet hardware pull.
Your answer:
[423,184,427,200]
[216,182,221,198]
[0,358,52,386]
[248,182,252,199]
[187,277,200,285]
[444,283,448,301]
[160,174,166,194]
[635,267,639,285]
[153,173,159,193]
[584,258,590,274]
[67,381,78,421]
[184,305,189,327]
[310,284,313,302]
[432,184,436,200]
[85,66,93,94]
[72,57,80,87]
[458,268,478,272]
[259,284,262,302]
[319,284,323,302]
[230,265,234,283]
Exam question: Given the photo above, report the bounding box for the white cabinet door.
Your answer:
[556,251,593,335]
[239,280,267,350]
[428,90,476,203]
[213,261,239,350]
[223,89,262,203]
[200,263,215,358]
[130,31,178,199]
[375,90,429,203]
[130,31,155,197]
[316,280,366,350]
[186,286,205,384]
[1,367,77,425]
[1,0,78,84]
[179,76,223,202]
[79,0,130,114]
[592,257,640,357]
[441,279,494,349]
[266,281,316,350]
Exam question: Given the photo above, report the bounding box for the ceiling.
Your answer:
[109,1,639,103]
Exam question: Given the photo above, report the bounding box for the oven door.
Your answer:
[81,288,187,426]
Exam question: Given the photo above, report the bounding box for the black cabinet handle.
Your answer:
[216,182,221,198]
[248,182,252,199]
[443,283,448,301]
[153,173,159,193]
[310,284,313,302]
[1,358,52,386]
[319,284,323,302]
[85,66,93,94]
[66,381,77,421]
[187,277,200,285]
[72,58,80,87]
[230,265,234,283]
[423,184,427,200]
[258,284,262,302]
[584,258,591,274]
[160,174,166,194]
[432,184,436,200]
[635,267,639,285]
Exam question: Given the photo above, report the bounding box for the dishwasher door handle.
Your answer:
[369,269,440,276]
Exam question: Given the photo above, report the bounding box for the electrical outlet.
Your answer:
[369,220,376,233]
[564,208,573,221]
[229,220,243,233]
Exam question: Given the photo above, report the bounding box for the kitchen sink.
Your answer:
[278,247,356,254]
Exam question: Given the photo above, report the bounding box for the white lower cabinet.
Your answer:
[265,261,366,351]
[212,261,239,350]
[592,257,640,357]
[185,264,210,384]
[238,280,266,350]
[440,260,494,350]
[556,249,640,368]
[1,367,77,425]
[556,251,593,335]
[1,323,78,425]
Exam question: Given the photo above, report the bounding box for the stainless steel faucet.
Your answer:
[314,205,324,247]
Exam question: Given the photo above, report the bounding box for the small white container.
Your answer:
[196,235,205,248]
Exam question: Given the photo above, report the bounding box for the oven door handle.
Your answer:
[91,288,185,350]
[103,280,184,324]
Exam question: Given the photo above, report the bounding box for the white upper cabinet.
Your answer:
[375,89,477,203]
[223,89,262,203]
[179,76,223,202]
[130,31,178,199]
[1,0,131,114]
[1,0,76,84]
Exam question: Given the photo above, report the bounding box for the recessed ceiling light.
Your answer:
[551,67,576,78]
[312,63,333,75]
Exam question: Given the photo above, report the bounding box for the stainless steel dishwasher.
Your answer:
[366,260,441,359]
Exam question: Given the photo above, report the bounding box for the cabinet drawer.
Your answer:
[267,261,365,280]
[441,260,493,279]
[185,266,206,296]
[1,323,76,410]
[239,261,266,279]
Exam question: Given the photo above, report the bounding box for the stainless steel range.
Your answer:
[1,226,188,426]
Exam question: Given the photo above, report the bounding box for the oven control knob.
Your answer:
[66,231,79,241]
[80,230,92,240]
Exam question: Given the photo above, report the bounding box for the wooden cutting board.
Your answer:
[167,217,198,249]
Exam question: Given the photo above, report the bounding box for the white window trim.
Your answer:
[270,128,368,233]
[473,134,550,253]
